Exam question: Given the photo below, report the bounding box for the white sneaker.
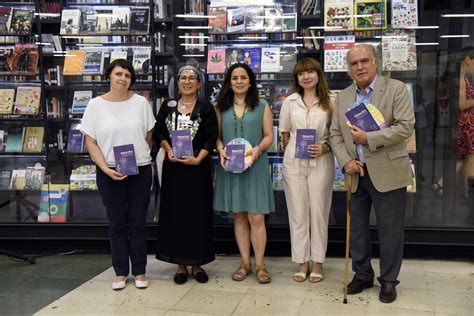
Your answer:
[112,277,127,290]
[135,277,149,289]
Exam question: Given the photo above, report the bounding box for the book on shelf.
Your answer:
[13,86,41,115]
[0,7,13,34]
[0,88,15,114]
[280,48,297,73]
[282,13,297,32]
[301,0,321,15]
[10,169,26,190]
[208,7,227,33]
[267,126,278,153]
[272,84,291,114]
[295,129,316,158]
[225,48,242,70]
[111,7,130,33]
[71,90,93,115]
[9,8,33,35]
[8,43,38,73]
[260,47,280,73]
[242,48,261,73]
[130,6,150,34]
[60,9,81,35]
[110,51,128,63]
[324,0,354,31]
[113,144,138,176]
[0,130,3,151]
[272,162,284,190]
[225,144,245,172]
[70,165,97,191]
[37,184,69,223]
[80,6,97,33]
[83,50,105,75]
[227,7,245,33]
[132,48,151,75]
[171,129,193,159]
[24,163,45,190]
[333,157,345,191]
[263,7,283,32]
[22,127,44,153]
[244,6,264,32]
[391,0,418,28]
[354,0,387,30]
[382,30,417,71]
[5,127,24,152]
[95,8,113,34]
[323,35,355,72]
[63,50,86,75]
[207,48,226,74]
[0,170,11,189]
[67,129,84,153]
[0,46,14,72]
[46,96,61,118]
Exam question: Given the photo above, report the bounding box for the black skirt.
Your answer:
[156,157,215,266]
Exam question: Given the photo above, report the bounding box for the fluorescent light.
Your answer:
[182,54,205,57]
[440,34,470,38]
[353,14,373,18]
[34,13,60,17]
[414,42,439,46]
[179,35,210,39]
[309,26,342,29]
[35,42,52,46]
[175,14,215,19]
[404,25,439,29]
[177,26,212,30]
[296,36,324,39]
[180,43,207,47]
[441,14,474,18]
[237,36,268,40]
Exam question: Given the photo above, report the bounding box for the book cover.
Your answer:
[272,84,292,113]
[111,7,130,33]
[208,7,227,33]
[171,129,193,159]
[95,8,113,34]
[83,50,104,75]
[0,89,15,114]
[0,130,3,151]
[13,86,41,115]
[227,7,245,33]
[323,35,355,72]
[260,47,280,73]
[71,90,92,115]
[10,169,26,190]
[22,127,44,153]
[355,0,387,30]
[24,163,45,190]
[0,46,15,72]
[9,8,33,35]
[272,163,284,190]
[5,127,24,152]
[8,43,39,73]
[0,6,12,34]
[0,170,11,189]
[60,9,81,35]
[207,49,226,74]
[345,103,381,132]
[324,0,354,31]
[391,0,418,28]
[130,6,150,34]
[132,48,151,75]
[38,184,69,223]
[70,165,97,191]
[333,157,346,191]
[225,144,245,172]
[264,7,283,32]
[245,6,264,32]
[80,6,97,33]
[282,13,297,32]
[63,50,86,75]
[225,48,242,70]
[382,30,417,71]
[301,0,321,15]
[295,129,316,158]
[208,81,222,106]
[113,144,138,176]
[67,129,84,153]
[110,51,128,63]
[242,48,261,73]
[280,47,297,73]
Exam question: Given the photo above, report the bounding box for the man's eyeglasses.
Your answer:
[179,76,198,83]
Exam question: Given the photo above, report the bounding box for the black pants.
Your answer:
[97,165,152,276]
[350,166,406,285]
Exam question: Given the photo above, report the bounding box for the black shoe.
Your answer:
[192,268,209,283]
[173,269,188,285]
[379,282,397,303]
[347,276,373,294]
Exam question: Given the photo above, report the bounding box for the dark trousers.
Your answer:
[350,167,406,285]
[97,165,152,276]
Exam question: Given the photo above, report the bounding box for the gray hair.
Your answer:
[346,44,379,66]
[177,65,202,81]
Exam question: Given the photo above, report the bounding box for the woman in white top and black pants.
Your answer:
[81,59,156,290]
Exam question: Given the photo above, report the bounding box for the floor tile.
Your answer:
[424,272,474,294]
[170,288,244,315]
[365,287,435,312]
[232,293,303,316]
[297,298,367,316]
[421,260,474,276]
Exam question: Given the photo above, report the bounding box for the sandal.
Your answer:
[293,262,309,282]
[309,262,323,283]
[255,265,271,284]
[432,182,443,198]
[231,263,252,281]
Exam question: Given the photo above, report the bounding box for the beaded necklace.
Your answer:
[232,103,247,138]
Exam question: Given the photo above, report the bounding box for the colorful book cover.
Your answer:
[111,7,130,32]
[382,30,417,71]
[207,49,226,74]
[260,47,280,73]
[24,163,45,190]
[273,84,291,113]
[295,129,316,158]
[333,157,346,191]
[113,144,138,176]
[132,48,151,75]
[272,163,284,190]
[5,127,24,152]
[324,0,354,31]
[391,0,418,28]
[71,90,92,115]
[13,86,41,115]
[345,103,381,132]
[63,50,86,75]
[208,7,227,33]
[10,169,26,190]
[242,48,261,73]
[282,13,297,32]
[0,89,15,114]
[264,7,283,32]
[22,127,44,153]
[70,165,97,191]
[60,9,81,35]
[225,144,245,172]
[83,50,104,75]
[0,6,12,34]
[227,7,245,33]
[67,129,84,153]
[9,8,33,35]
[323,35,355,72]
[130,6,150,34]
[171,130,193,159]
[225,48,242,70]
[0,46,15,72]
[8,43,39,73]
[245,6,264,32]
[38,184,69,223]
[0,170,11,189]
[355,0,387,30]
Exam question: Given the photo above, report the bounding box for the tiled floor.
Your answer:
[35,256,474,316]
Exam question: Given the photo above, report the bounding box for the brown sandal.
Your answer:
[231,263,252,281]
[255,265,271,284]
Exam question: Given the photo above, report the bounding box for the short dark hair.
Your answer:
[462,46,474,60]
[104,59,136,86]
[216,63,259,112]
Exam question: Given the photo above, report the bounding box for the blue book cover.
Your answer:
[295,129,316,158]
[67,129,84,153]
[171,129,193,158]
[345,103,381,132]
[113,144,138,176]
[5,127,24,152]
[225,144,245,172]
[242,48,261,73]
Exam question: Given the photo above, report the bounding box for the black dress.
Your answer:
[154,99,217,265]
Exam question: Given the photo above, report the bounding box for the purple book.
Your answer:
[171,129,193,158]
[225,144,245,172]
[67,129,84,153]
[113,144,138,176]
[295,129,316,158]
[345,103,381,132]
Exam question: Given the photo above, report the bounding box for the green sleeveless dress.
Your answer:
[214,100,275,213]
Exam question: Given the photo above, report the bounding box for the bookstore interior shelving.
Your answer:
[0,0,472,256]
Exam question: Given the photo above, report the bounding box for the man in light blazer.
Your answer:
[330,44,415,303]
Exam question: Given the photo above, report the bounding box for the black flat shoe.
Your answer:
[173,270,188,285]
[379,282,397,303]
[192,268,208,283]
[347,276,373,294]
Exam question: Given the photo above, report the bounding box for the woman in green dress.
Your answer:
[214,63,275,283]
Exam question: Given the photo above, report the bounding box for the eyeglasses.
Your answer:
[179,76,198,83]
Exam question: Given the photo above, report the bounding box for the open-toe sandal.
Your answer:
[293,263,309,282]
[256,265,271,284]
[309,262,323,283]
[232,263,252,281]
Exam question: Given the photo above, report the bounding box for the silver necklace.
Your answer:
[178,99,196,110]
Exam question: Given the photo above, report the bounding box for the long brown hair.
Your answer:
[292,58,331,116]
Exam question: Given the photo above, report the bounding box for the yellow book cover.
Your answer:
[22,126,44,152]
[13,86,41,115]
[63,50,85,75]
[0,89,15,114]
